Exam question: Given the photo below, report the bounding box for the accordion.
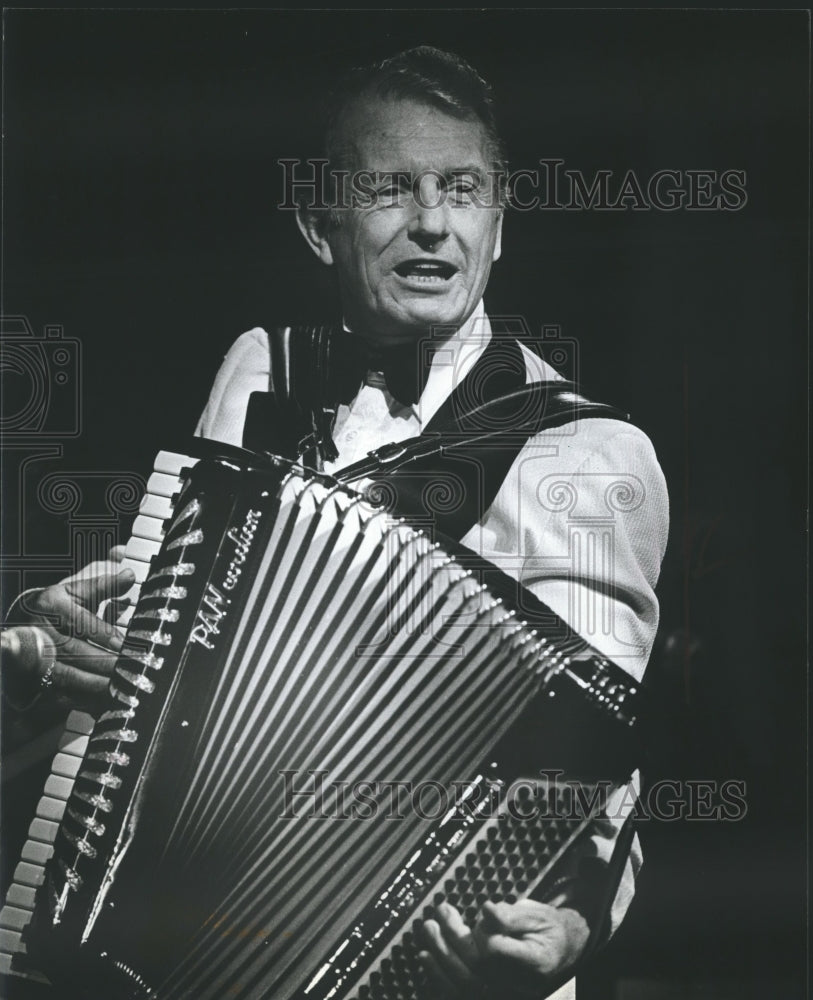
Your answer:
[19,440,641,999]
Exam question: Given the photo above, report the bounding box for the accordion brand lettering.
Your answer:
[223,508,263,591]
[190,508,262,649]
[189,583,231,650]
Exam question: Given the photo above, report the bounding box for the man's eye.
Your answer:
[449,181,477,203]
[378,186,406,205]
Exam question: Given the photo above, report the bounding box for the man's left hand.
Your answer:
[418,899,590,998]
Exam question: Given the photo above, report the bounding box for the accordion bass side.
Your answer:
[25,440,642,1000]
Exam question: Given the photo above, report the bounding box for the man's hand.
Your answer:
[418,899,590,998]
[12,547,135,708]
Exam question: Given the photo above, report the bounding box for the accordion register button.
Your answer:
[166,529,204,551]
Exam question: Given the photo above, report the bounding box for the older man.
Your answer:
[6,46,668,999]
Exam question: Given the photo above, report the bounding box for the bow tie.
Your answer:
[330,330,438,408]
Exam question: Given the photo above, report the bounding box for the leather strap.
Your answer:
[243,325,337,464]
[336,334,628,539]
[241,324,629,540]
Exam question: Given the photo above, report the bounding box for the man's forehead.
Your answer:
[335,95,493,172]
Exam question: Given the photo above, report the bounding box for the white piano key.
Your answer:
[43,775,75,801]
[29,819,60,844]
[139,492,174,521]
[126,535,163,566]
[21,842,54,867]
[145,471,184,499]
[0,928,25,955]
[0,950,20,973]
[0,905,36,932]
[64,711,95,736]
[154,450,196,476]
[36,796,67,823]
[57,731,89,757]
[4,885,36,911]
[0,954,51,983]
[51,751,83,779]
[12,863,46,889]
[131,514,166,543]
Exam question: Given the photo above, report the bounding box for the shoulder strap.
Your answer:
[336,336,628,541]
[242,325,338,464]
[240,325,629,542]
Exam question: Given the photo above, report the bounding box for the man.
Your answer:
[5,46,668,998]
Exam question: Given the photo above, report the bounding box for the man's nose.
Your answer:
[408,174,450,248]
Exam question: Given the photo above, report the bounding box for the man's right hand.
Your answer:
[10,547,135,708]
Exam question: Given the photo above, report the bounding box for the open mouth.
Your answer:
[393,259,459,282]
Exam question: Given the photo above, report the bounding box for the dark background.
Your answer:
[1,10,808,999]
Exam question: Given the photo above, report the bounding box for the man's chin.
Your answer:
[389,299,472,340]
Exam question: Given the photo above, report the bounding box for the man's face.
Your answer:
[321,96,503,345]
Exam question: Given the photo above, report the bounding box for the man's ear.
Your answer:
[296,207,335,266]
[492,210,503,263]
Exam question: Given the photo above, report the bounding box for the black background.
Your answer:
[1,10,808,999]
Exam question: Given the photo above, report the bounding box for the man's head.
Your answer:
[297,47,506,346]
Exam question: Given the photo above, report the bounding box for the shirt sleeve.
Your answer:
[463,417,669,681]
[194,328,271,447]
[461,416,669,939]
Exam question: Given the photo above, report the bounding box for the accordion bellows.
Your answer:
[28,442,640,999]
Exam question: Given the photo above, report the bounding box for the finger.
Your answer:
[474,903,568,981]
[65,564,136,610]
[62,603,126,654]
[475,926,539,966]
[67,560,130,583]
[417,950,459,999]
[435,902,479,968]
[421,918,477,988]
[32,589,126,654]
[39,627,119,677]
[478,900,554,935]
[108,545,127,562]
[50,660,111,701]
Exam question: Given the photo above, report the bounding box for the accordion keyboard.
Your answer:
[114,450,199,628]
[0,710,94,978]
[0,449,195,981]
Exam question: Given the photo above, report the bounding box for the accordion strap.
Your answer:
[243,324,338,463]
[336,378,629,540]
[242,325,629,540]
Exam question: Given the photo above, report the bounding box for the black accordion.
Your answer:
[24,441,642,999]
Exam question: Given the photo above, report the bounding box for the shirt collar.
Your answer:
[340,300,492,425]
